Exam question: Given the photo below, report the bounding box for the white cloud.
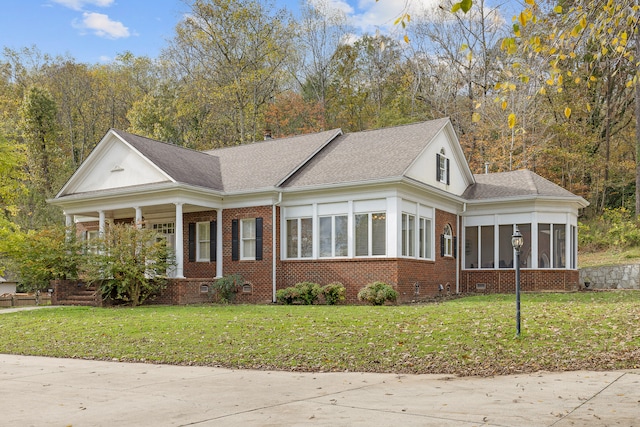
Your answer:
[350,0,441,31]
[73,12,130,39]
[52,0,114,11]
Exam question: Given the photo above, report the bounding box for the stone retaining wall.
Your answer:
[579,264,640,290]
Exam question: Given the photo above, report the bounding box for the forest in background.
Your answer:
[0,0,637,236]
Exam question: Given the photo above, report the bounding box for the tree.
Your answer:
[81,223,176,307]
[165,0,295,146]
[0,226,81,291]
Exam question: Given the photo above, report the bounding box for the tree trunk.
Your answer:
[635,27,640,217]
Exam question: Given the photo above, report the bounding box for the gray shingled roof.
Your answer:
[463,169,579,200]
[204,129,342,192]
[112,129,223,191]
[281,118,450,188]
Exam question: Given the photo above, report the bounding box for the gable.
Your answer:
[404,122,474,196]
[57,131,172,197]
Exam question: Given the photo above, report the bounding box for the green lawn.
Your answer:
[1,292,639,376]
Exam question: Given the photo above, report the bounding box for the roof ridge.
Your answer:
[111,128,212,156]
[205,128,342,154]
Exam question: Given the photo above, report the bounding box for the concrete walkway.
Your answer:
[0,354,638,427]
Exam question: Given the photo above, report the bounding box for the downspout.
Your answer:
[457,203,467,294]
[272,191,283,303]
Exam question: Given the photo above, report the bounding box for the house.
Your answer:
[49,118,588,304]
[0,274,17,295]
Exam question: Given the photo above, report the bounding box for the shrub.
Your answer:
[294,281,321,305]
[321,282,345,305]
[81,223,175,307]
[357,281,398,305]
[276,282,322,305]
[276,287,299,305]
[209,274,242,303]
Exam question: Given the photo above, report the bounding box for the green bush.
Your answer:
[321,282,345,305]
[294,281,321,305]
[276,282,321,305]
[276,287,299,305]
[209,274,242,303]
[357,281,398,305]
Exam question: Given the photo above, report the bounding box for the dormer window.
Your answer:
[436,148,450,185]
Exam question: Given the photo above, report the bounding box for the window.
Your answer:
[86,230,99,254]
[465,226,478,268]
[286,218,313,258]
[241,219,256,260]
[498,225,514,268]
[436,148,450,185]
[402,213,415,257]
[232,218,262,261]
[319,215,348,258]
[441,224,453,257]
[553,224,566,268]
[196,222,210,262]
[419,217,432,259]
[355,212,386,256]
[480,225,494,267]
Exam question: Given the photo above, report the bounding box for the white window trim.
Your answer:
[443,224,453,257]
[419,217,433,260]
[355,212,386,257]
[318,214,349,259]
[286,217,313,259]
[401,213,416,257]
[196,221,210,262]
[240,218,256,261]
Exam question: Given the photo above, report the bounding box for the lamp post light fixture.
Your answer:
[511,227,524,337]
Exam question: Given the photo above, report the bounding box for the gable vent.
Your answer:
[111,165,124,172]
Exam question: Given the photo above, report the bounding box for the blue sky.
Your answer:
[0,0,515,64]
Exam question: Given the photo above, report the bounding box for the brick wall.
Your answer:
[222,206,276,303]
[183,211,218,278]
[460,269,579,293]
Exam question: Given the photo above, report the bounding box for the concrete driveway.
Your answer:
[0,354,638,426]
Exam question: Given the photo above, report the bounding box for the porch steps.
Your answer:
[57,284,100,307]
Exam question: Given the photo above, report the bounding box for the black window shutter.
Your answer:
[232,219,239,261]
[210,220,216,262]
[440,234,445,257]
[453,236,457,259]
[188,223,196,262]
[255,217,263,261]
[436,153,441,182]
[446,158,450,185]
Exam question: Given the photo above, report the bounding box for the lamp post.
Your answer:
[511,227,524,337]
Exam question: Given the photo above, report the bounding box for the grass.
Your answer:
[579,248,640,268]
[1,291,639,376]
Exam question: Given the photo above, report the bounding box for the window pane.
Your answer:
[199,241,210,260]
[480,225,494,268]
[335,215,348,256]
[402,214,408,256]
[355,214,369,256]
[241,219,256,259]
[372,213,386,256]
[197,222,210,261]
[538,223,551,268]
[242,219,255,238]
[408,215,415,256]
[553,224,566,268]
[517,224,532,268]
[465,226,478,268]
[287,219,298,258]
[301,218,313,258]
[498,225,513,268]
[319,217,331,257]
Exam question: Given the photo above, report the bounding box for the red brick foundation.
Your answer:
[460,269,580,293]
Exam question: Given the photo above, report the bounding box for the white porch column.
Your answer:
[134,207,143,228]
[174,203,185,278]
[216,209,223,278]
[65,213,73,228]
[98,210,106,237]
